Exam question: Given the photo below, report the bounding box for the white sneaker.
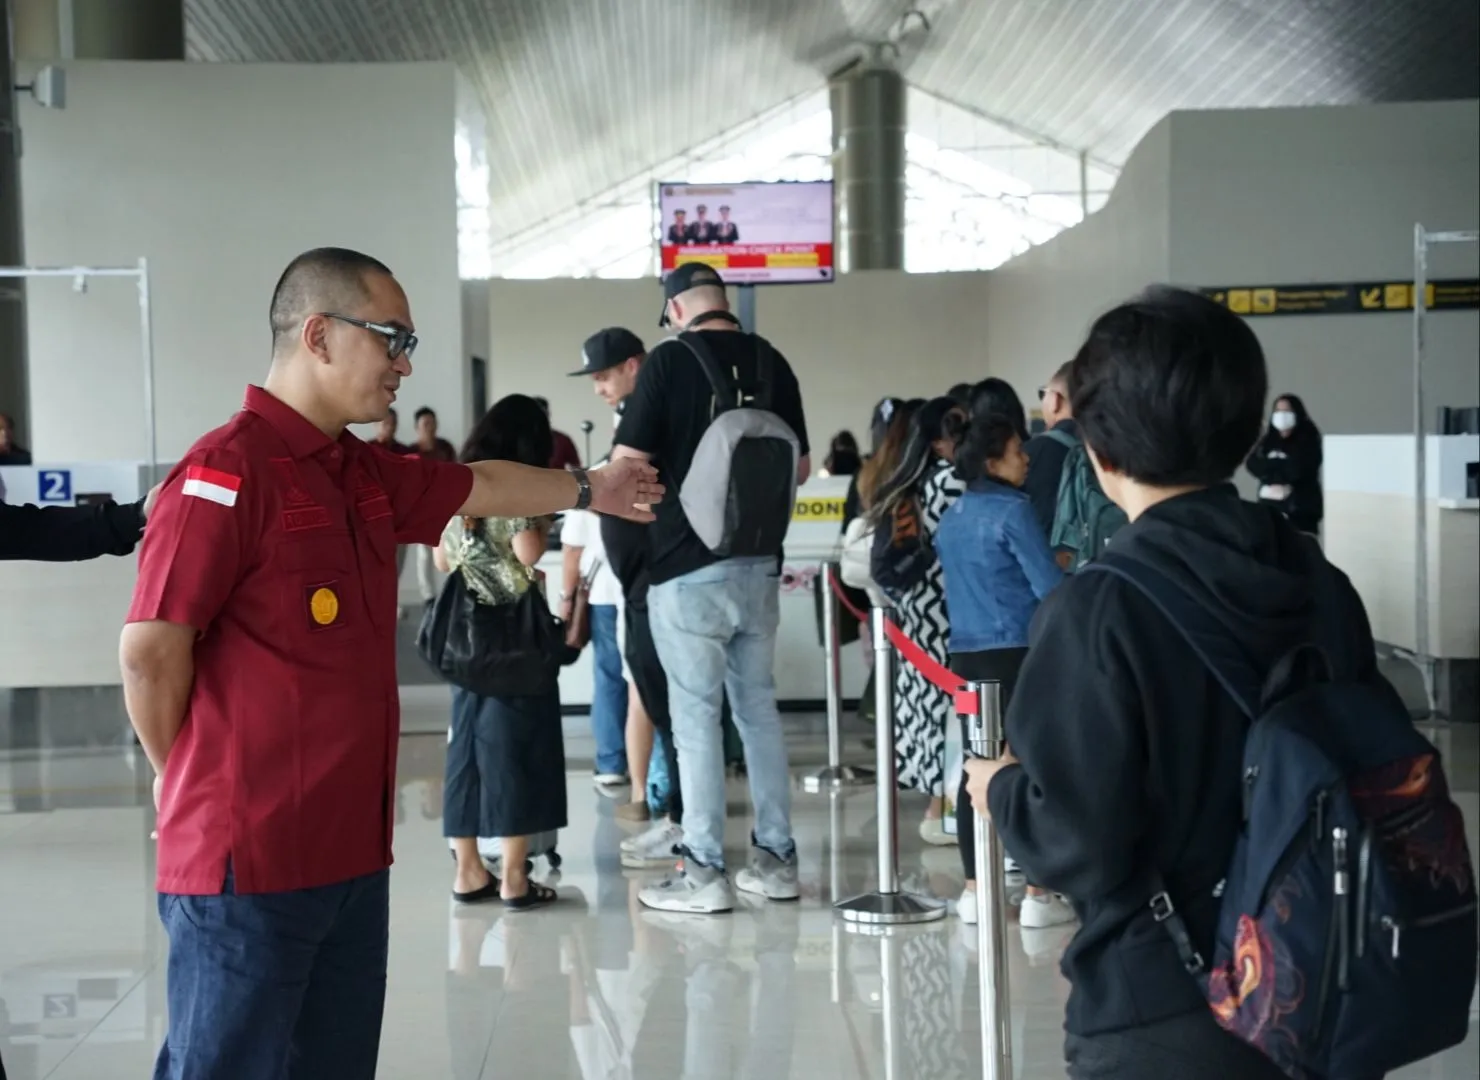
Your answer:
[639,862,735,915]
[735,844,800,902]
[919,817,954,847]
[957,887,978,925]
[594,772,630,790]
[620,821,683,868]
[1020,892,1077,930]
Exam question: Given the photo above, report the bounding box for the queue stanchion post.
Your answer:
[968,681,1014,1080]
[834,604,946,926]
[804,561,876,793]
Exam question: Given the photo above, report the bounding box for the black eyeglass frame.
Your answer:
[320,312,419,361]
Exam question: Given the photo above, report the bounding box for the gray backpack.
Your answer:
[676,331,800,558]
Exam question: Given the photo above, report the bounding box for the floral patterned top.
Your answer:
[441,515,547,606]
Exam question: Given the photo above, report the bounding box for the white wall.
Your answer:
[485,270,994,458]
[984,101,1480,437]
[1169,101,1480,435]
[984,120,1173,399]
[18,61,466,464]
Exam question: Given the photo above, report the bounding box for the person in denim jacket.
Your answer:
[935,412,1074,932]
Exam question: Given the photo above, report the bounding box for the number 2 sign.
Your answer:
[38,469,72,503]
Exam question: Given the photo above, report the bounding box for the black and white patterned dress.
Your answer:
[892,460,964,795]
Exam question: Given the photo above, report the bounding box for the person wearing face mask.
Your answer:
[1246,394,1323,536]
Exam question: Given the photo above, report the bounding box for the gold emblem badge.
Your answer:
[309,586,340,626]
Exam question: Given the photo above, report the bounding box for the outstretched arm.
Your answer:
[0,496,149,562]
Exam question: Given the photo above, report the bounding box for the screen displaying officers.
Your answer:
[665,204,739,246]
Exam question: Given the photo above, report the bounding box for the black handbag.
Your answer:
[417,568,564,698]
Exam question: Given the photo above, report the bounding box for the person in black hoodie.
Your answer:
[1,485,158,561]
[1246,392,1324,535]
[964,287,1391,1079]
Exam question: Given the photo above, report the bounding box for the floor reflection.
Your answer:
[1,711,1475,1080]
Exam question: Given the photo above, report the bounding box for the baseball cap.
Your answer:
[569,327,646,377]
[659,262,726,327]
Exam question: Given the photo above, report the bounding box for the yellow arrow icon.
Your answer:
[1360,287,1382,309]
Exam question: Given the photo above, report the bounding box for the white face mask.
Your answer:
[1272,410,1297,432]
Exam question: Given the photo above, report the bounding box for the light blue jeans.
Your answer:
[647,557,794,871]
[589,604,628,776]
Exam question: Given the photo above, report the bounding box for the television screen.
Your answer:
[657,180,835,286]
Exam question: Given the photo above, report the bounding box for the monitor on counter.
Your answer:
[656,180,835,286]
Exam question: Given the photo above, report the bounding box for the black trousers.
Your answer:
[949,647,1028,881]
[1066,1010,1291,1079]
[623,600,683,825]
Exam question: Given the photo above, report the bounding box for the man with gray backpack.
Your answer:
[613,263,810,915]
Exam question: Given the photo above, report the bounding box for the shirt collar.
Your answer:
[967,475,1018,496]
[242,385,352,460]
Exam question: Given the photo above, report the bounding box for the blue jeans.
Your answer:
[590,603,628,775]
[648,557,793,870]
[155,867,389,1080]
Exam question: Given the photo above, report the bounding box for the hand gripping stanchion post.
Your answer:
[968,681,1014,1080]
[834,604,946,926]
[804,561,877,793]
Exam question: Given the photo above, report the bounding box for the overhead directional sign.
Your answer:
[1200,279,1480,317]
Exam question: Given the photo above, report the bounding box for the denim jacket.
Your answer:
[934,477,1064,652]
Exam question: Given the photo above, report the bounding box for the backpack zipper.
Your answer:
[1380,902,1479,960]
[1333,827,1351,993]
[1241,765,1259,822]
[1258,787,1330,913]
[1312,825,1353,1042]
[1355,826,1372,960]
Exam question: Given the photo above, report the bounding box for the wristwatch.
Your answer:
[570,467,592,511]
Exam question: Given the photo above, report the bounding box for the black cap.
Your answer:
[569,327,646,376]
[659,262,726,327]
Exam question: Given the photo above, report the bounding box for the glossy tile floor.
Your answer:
[0,685,1476,1079]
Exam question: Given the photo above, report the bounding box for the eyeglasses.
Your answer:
[320,313,418,361]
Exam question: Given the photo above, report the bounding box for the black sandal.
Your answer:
[503,881,559,912]
[453,876,502,904]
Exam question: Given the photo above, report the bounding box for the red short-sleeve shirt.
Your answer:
[128,385,473,895]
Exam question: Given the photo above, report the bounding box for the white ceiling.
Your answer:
[185,0,1480,245]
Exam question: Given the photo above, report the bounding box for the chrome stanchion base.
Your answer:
[835,890,946,926]
[802,763,877,793]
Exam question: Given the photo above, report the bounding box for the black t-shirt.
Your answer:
[615,330,809,586]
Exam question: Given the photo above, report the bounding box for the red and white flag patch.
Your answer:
[182,465,242,508]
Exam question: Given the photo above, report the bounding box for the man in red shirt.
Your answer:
[119,247,660,1080]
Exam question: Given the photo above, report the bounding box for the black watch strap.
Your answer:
[570,467,592,511]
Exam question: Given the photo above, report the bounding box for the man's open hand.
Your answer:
[589,458,663,522]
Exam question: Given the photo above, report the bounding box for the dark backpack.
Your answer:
[674,332,799,558]
[1088,553,1478,1079]
[1050,442,1128,569]
[869,492,934,602]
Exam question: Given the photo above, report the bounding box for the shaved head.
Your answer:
[270,247,394,356]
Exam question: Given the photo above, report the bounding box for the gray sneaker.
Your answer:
[735,844,800,902]
[638,860,735,914]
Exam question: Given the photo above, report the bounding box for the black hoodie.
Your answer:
[0,498,146,561]
[987,485,1390,1037]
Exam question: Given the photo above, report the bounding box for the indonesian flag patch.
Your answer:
[182,465,241,507]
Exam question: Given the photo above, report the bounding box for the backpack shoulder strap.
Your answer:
[750,336,777,411]
[675,331,738,413]
[1084,552,1263,721]
[1084,550,1270,977]
[1045,426,1078,450]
